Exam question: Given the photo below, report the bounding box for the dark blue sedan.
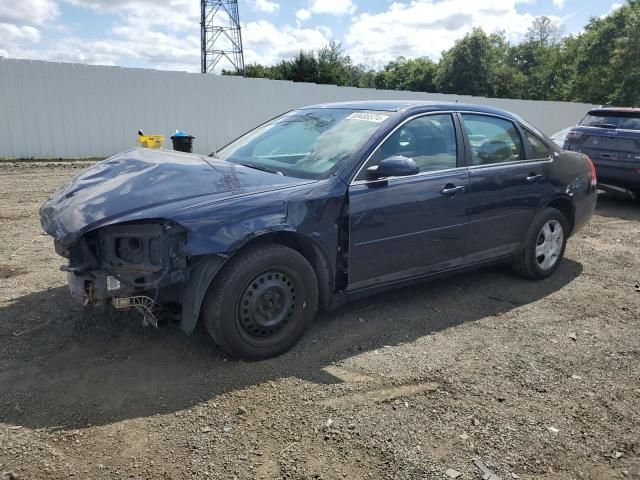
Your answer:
[40,101,597,359]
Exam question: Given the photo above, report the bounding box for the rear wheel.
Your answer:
[202,243,318,360]
[512,207,568,280]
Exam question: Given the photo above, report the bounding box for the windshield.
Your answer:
[217,108,391,179]
[580,111,640,130]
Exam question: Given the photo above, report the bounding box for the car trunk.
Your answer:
[566,128,640,163]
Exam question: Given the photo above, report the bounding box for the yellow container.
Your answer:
[138,134,165,149]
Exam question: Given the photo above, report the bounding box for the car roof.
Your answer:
[299,100,522,121]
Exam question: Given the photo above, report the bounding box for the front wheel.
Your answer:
[512,207,569,280]
[202,243,318,360]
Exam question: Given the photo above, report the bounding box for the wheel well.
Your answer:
[235,232,333,310]
[547,197,575,234]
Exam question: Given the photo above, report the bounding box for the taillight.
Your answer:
[586,155,597,188]
[567,131,584,140]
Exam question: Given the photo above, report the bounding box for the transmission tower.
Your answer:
[201,0,245,75]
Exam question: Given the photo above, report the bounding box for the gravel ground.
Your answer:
[0,161,639,480]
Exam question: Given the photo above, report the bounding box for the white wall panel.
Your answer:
[0,58,597,158]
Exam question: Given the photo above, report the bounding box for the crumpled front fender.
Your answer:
[175,191,291,256]
[179,255,227,335]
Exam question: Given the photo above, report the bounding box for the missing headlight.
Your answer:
[97,221,188,286]
[115,235,146,264]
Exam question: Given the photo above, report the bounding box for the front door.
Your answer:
[348,113,469,290]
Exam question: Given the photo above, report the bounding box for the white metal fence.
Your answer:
[0,58,596,158]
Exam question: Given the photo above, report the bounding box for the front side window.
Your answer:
[217,109,390,179]
[523,129,551,159]
[357,114,458,180]
[462,114,524,166]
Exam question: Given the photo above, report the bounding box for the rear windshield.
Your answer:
[580,111,640,130]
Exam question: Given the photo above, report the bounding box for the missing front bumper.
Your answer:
[67,271,132,305]
[112,295,161,327]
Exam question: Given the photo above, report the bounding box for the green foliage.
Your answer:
[437,29,491,96]
[374,57,438,92]
[289,50,319,83]
[567,0,640,105]
[223,4,640,106]
[508,16,567,100]
[317,41,351,86]
[436,29,516,97]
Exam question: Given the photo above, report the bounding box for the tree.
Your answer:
[525,16,566,47]
[493,65,527,99]
[348,64,377,88]
[508,16,569,100]
[436,28,506,97]
[374,57,438,92]
[223,4,640,106]
[566,0,640,105]
[288,50,318,83]
[316,41,351,86]
[609,1,640,105]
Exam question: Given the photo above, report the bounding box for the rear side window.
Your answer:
[523,130,550,159]
[580,111,640,130]
[461,114,524,166]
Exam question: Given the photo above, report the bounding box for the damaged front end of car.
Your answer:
[39,149,316,335]
[58,220,190,326]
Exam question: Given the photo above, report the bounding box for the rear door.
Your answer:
[461,113,553,264]
[347,113,469,290]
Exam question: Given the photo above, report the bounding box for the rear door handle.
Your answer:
[526,173,545,183]
[441,185,465,196]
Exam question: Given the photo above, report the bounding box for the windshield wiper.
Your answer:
[592,123,617,129]
[238,162,283,175]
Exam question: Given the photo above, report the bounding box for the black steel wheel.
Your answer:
[236,269,297,347]
[202,243,318,360]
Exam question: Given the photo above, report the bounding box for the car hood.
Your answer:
[40,148,311,246]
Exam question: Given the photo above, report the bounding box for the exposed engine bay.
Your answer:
[58,220,189,325]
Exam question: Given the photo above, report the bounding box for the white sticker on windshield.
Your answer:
[346,112,390,123]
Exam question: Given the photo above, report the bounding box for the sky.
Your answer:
[0,0,626,73]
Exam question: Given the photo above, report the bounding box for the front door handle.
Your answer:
[441,185,465,196]
[526,173,545,183]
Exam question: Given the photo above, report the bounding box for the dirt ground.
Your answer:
[0,161,639,480]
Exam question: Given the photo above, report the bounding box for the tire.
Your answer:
[202,243,318,360]
[512,207,569,280]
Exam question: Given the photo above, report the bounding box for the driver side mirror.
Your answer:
[367,155,419,179]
